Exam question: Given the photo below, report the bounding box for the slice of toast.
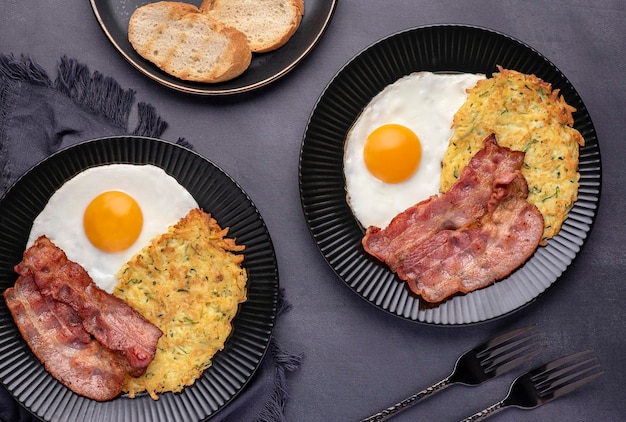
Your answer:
[128,2,252,83]
[200,0,304,53]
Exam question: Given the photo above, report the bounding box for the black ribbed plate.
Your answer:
[90,0,337,95]
[0,137,278,421]
[299,24,601,325]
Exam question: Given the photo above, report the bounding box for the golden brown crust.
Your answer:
[114,208,247,399]
[128,1,251,83]
[440,66,584,240]
[209,20,253,82]
[200,0,304,53]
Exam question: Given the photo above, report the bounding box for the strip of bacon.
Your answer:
[4,275,128,401]
[15,236,162,376]
[397,173,544,302]
[362,134,526,271]
[361,135,544,303]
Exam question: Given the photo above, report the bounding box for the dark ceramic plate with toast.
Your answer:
[90,0,337,95]
[299,24,602,325]
[0,137,279,421]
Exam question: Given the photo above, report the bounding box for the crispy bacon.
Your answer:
[361,135,544,303]
[398,173,544,302]
[3,275,127,401]
[363,134,526,269]
[14,236,162,376]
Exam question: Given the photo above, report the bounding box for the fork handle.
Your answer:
[360,376,453,422]
[459,400,507,422]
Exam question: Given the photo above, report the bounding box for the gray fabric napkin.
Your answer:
[0,54,300,422]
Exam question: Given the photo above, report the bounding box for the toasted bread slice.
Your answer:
[128,2,252,83]
[200,0,304,53]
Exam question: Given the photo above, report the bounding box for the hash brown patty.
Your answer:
[440,66,584,240]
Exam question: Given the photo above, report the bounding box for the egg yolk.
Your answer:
[83,191,143,253]
[363,124,422,183]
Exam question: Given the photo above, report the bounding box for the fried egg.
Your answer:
[27,164,198,293]
[343,71,484,229]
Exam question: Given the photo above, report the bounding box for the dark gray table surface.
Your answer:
[2,1,625,421]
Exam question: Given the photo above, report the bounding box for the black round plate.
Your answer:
[299,24,601,325]
[90,0,337,95]
[0,137,279,421]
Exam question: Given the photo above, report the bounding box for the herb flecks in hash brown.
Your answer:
[440,66,584,240]
[113,208,247,400]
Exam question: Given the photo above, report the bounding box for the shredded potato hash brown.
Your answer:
[113,208,247,399]
[440,66,584,240]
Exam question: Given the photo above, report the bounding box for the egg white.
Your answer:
[27,164,198,293]
[343,71,485,229]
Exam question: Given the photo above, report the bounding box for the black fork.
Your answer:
[360,325,544,422]
[459,350,603,421]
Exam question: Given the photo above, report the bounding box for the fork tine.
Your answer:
[531,350,593,375]
[548,369,604,400]
[538,362,602,393]
[477,325,544,376]
[533,356,597,386]
[486,342,545,376]
[480,332,541,360]
[531,350,603,400]
[535,361,603,395]
[478,325,537,357]
[482,333,542,362]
